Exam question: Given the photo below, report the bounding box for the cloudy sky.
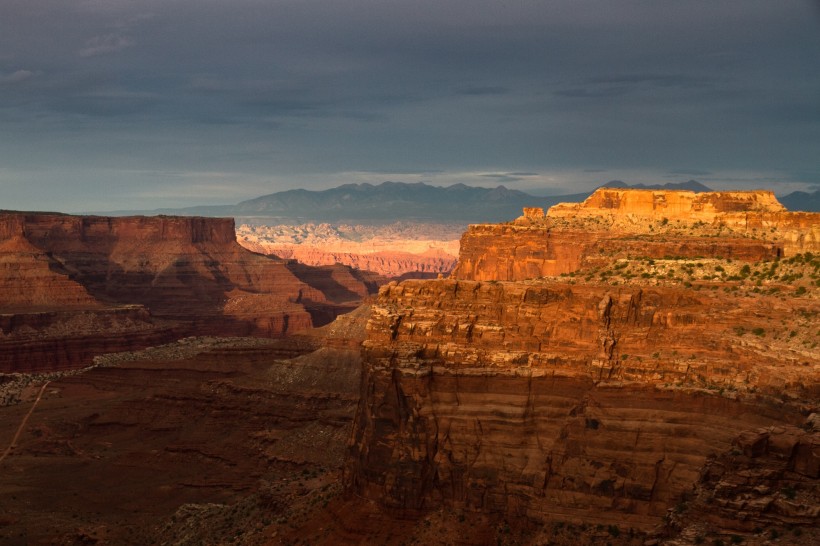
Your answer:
[1,0,819,212]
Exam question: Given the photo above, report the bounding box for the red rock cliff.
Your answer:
[347,189,820,536]
[347,280,817,530]
[0,212,379,372]
[453,189,819,281]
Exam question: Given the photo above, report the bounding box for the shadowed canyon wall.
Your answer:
[0,212,379,372]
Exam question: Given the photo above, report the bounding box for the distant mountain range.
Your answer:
[598,180,713,192]
[98,180,819,222]
[779,190,820,213]
[103,182,567,223]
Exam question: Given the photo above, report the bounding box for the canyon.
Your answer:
[0,188,818,545]
[236,222,461,279]
[0,212,381,373]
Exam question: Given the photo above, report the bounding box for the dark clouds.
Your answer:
[1,0,819,211]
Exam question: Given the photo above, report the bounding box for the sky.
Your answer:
[1,0,819,212]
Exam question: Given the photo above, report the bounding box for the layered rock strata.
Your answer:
[265,246,458,279]
[453,189,819,281]
[0,212,379,372]
[346,189,820,536]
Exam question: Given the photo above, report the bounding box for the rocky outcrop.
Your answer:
[346,189,820,536]
[0,212,379,372]
[452,189,819,281]
[550,189,819,256]
[549,188,786,218]
[663,422,820,542]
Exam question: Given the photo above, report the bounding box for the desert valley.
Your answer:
[0,186,818,545]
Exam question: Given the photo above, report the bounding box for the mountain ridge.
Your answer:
[90,180,819,221]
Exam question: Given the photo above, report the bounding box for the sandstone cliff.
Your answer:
[347,189,820,540]
[0,212,379,372]
[453,189,819,281]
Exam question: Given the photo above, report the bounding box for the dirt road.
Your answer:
[0,380,50,465]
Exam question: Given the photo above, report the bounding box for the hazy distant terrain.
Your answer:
[237,222,462,278]
[95,180,819,221]
[225,180,817,277]
[779,189,820,212]
[101,182,561,224]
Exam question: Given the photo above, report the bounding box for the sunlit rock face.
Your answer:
[346,189,820,535]
[452,189,819,282]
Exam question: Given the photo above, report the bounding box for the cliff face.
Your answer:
[550,188,786,217]
[453,189,819,281]
[260,246,458,278]
[453,225,782,281]
[5,214,317,317]
[347,280,816,529]
[552,189,819,256]
[0,212,379,372]
[346,189,820,537]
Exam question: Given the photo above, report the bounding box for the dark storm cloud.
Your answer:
[555,73,714,99]
[669,169,713,176]
[480,173,525,184]
[479,172,541,184]
[456,86,510,97]
[357,169,445,175]
[0,0,819,211]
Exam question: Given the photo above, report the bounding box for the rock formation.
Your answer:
[2,189,817,545]
[236,221,461,278]
[453,189,819,281]
[0,212,381,373]
[346,189,820,539]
